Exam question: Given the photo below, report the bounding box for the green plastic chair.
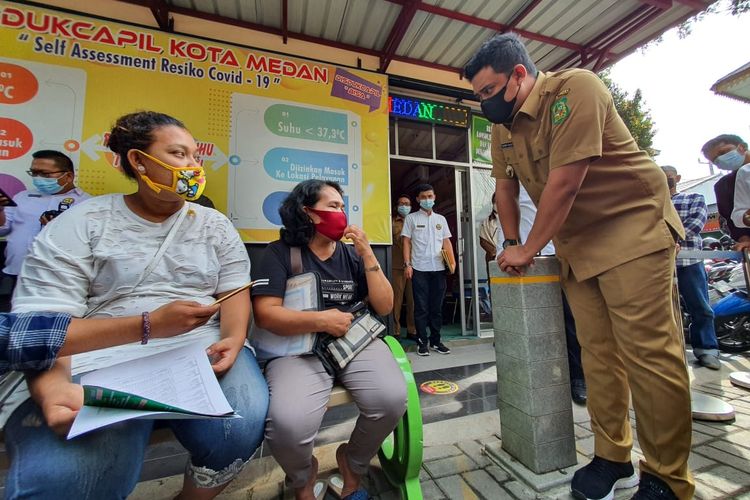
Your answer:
[378,335,424,500]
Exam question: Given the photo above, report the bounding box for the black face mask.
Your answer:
[667,178,676,189]
[481,74,521,124]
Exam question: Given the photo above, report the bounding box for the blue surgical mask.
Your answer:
[714,148,746,171]
[397,205,411,217]
[419,199,435,210]
[32,177,66,195]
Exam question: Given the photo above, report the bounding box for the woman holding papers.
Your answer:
[252,179,406,500]
[3,111,269,499]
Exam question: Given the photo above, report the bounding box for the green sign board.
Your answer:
[471,115,493,165]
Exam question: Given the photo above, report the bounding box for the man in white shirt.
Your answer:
[402,184,455,356]
[0,150,91,311]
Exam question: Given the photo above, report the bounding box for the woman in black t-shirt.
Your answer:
[252,179,407,500]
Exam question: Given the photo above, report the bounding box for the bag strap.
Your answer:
[291,246,303,275]
[84,203,189,318]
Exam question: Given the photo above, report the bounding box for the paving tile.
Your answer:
[692,421,738,437]
[691,430,716,446]
[423,454,480,479]
[688,452,717,472]
[435,474,480,500]
[502,480,537,499]
[694,444,750,473]
[707,440,750,461]
[574,424,593,439]
[423,444,463,462]
[576,436,595,457]
[693,465,750,494]
[420,480,447,500]
[485,464,511,484]
[456,440,492,468]
[462,469,509,499]
[693,480,726,500]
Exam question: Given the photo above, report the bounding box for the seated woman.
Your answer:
[3,111,269,499]
[251,179,407,500]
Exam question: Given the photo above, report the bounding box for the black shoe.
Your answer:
[571,456,638,500]
[430,343,451,354]
[631,472,677,499]
[571,379,587,406]
[417,342,430,356]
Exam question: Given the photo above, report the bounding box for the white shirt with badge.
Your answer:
[0,187,91,275]
[401,209,452,272]
[494,185,556,257]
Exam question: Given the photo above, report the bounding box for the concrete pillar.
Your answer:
[488,257,576,474]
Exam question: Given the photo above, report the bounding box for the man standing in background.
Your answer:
[662,166,720,370]
[402,184,454,357]
[391,195,416,339]
[0,150,91,312]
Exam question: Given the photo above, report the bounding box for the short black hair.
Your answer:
[415,183,434,197]
[32,150,74,172]
[701,134,747,157]
[279,179,344,247]
[464,33,538,81]
[107,111,186,179]
[396,194,410,204]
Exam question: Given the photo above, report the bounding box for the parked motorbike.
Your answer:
[681,237,750,354]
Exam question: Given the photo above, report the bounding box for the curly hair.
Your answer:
[107,111,186,179]
[279,179,344,247]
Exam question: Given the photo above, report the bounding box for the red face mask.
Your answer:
[308,207,348,241]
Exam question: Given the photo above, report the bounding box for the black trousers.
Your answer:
[412,270,447,346]
[0,272,16,313]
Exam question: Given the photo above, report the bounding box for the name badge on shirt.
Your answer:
[416,224,426,228]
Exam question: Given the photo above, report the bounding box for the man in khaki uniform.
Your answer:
[465,34,692,500]
[392,195,416,338]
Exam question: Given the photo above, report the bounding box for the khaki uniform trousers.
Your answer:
[563,247,694,499]
[392,268,415,336]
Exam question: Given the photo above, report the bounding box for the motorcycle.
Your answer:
[681,237,750,354]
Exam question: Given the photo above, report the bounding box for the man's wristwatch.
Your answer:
[502,239,520,249]
[404,261,412,267]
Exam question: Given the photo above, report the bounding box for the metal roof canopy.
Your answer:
[119,0,715,78]
[711,61,750,105]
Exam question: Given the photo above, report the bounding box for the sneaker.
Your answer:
[416,342,429,356]
[631,472,677,499]
[571,456,638,500]
[430,343,451,354]
[697,354,721,370]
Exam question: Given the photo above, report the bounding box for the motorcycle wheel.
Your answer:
[714,314,750,353]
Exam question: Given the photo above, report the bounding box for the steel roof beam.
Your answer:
[150,0,173,32]
[508,0,544,28]
[380,0,420,73]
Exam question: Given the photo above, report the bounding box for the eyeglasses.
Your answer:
[26,170,69,178]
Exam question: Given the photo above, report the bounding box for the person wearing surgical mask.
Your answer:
[702,134,750,249]
[0,150,90,312]
[4,111,269,499]
[252,179,405,500]
[390,195,416,339]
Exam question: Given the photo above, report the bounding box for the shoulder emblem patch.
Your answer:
[551,96,570,125]
[505,165,515,178]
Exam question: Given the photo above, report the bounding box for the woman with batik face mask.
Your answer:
[4,111,269,500]
[252,179,406,500]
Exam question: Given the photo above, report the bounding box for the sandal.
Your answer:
[327,474,372,500]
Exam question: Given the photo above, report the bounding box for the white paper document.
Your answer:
[68,343,239,439]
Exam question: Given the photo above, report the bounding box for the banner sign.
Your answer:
[0,2,391,243]
[471,114,492,165]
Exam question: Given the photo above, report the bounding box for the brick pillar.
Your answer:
[489,257,576,473]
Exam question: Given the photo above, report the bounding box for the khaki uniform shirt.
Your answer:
[392,216,406,270]
[491,69,684,281]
